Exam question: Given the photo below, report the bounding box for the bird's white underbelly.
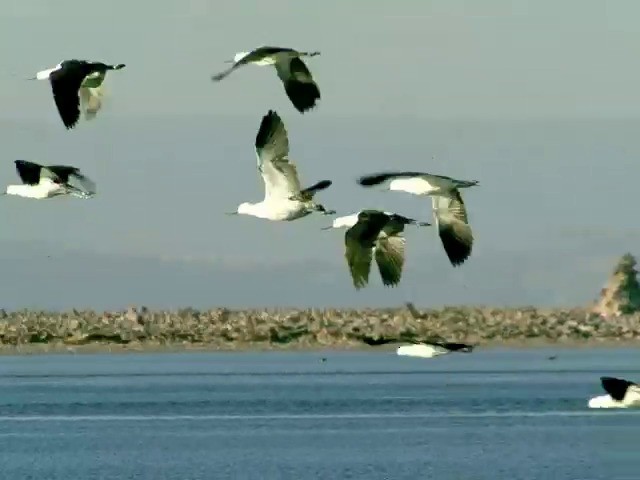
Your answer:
[260,200,310,221]
[7,182,63,199]
[396,344,447,358]
[389,178,439,195]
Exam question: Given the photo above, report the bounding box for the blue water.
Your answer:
[0,347,639,480]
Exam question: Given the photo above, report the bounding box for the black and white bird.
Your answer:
[322,210,430,290]
[357,335,475,356]
[588,376,640,409]
[3,160,96,199]
[396,341,474,358]
[228,110,334,221]
[211,46,321,113]
[357,171,479,267]
[29,60,125,129]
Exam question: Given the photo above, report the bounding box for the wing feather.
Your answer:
[254,110,301,201]
[344,211,390,289]
[432,191,474,266]
[374,234,406,287]
[275,57,320,113]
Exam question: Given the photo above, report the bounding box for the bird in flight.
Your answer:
[358,171,479,266]
[211,46,321,113]
[323,209,430,289]
[29,59,125,129]
[4,160,96,199]
[228,110,335,221]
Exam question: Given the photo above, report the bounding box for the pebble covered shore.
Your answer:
[0,305,638,351]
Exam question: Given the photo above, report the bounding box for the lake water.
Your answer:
[0,347,639,480]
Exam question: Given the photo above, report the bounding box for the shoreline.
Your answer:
[0,338,638,356]
[0,305,638,355]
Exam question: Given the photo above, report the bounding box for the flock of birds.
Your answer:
[8,47,635,409]
[10,46,479,291]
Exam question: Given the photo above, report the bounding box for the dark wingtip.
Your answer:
[357,173,390,187]
[284,81,320,113]
[314,179,332,190]
[601,376,634,401]
[439,227,472,267]
[255,110,282,149]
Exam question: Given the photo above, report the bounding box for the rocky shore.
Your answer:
[0,304,638,354]
[1,253,638,354]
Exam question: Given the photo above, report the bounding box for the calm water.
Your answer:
[0,348,639,480]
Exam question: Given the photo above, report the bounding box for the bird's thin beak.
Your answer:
[320,226,333,231]
[225,212,238,216]
[26,76,37,81]
[223,59,234,64]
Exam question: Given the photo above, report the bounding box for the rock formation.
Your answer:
[592,253,640,317]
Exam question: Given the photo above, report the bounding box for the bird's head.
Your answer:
[227,202,252,216]
[226,52,249,64]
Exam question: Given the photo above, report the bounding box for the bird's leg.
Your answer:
[312,203,336,215]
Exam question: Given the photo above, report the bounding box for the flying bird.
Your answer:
[588,376,640,409]
[3,160,96,199]
[211,46,321,113]
[355,334,474,355]
[228,110,334,221]
[357,171,479,266]
[322,209,430,289]
[396,341,474,358]
[29,60,125,129]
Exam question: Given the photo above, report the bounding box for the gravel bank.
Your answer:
[0,305,638,354]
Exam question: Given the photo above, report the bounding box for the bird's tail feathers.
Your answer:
[109,64,126,70]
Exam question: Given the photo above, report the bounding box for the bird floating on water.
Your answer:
[228,110,335,221]
[322,209,430,290]
[588,376,640,409]
[3,160,96,199]
[29,60,125,129]
[211,46,321,113]
[357,171,479,266]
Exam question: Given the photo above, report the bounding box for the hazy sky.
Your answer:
[0,0,638,310]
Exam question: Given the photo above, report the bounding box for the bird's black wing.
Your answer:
[433,190,473,266]
[438,342,474,352]
[14,160,43,185]
[45,165,81,183]
[357,171,428,187]
[47,165,96,194]
[601,376,635,401]
[357,335,398,346]
[344,211,389,289]
[296,179,332,201]
[276,57,321,113]
[49,62,94,130]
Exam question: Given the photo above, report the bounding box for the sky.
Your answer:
[0,0,638,310]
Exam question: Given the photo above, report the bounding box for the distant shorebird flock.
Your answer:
[12,47,479,291]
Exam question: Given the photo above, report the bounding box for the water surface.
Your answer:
[0,347,638,479]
